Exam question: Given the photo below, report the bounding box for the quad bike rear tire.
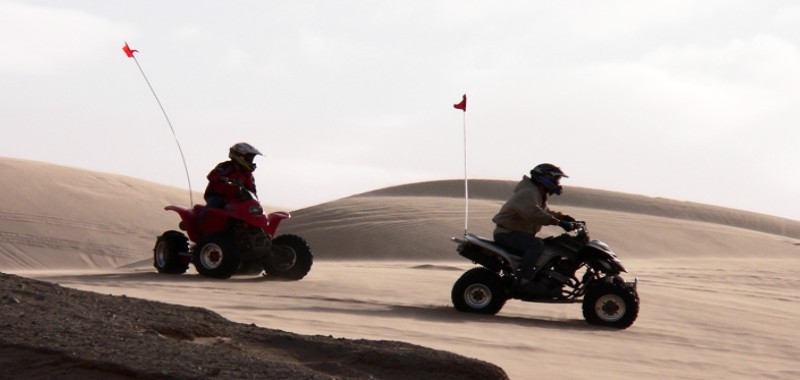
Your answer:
[153,230,189,274]
[193,233,241,279]
[265,234,313,280]
[452,267,508,315]
[582,283,639,329]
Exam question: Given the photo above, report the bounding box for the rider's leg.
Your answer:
[199,196,226,220]
[493,231,543,284]
[518,239,544,284]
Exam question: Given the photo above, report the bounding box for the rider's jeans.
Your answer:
[493,228,544,279]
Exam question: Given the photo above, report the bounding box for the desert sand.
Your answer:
[2,157,799,379]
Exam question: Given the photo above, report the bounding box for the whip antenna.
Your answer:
[123,42,194,206]
[453,94,468,235]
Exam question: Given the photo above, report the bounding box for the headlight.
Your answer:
[248,205,263,216]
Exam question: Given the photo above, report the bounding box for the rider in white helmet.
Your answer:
[203,142,262,209]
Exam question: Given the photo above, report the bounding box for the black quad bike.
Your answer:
[451,222,639,329]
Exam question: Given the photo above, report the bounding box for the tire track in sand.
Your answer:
[0,210,142,235]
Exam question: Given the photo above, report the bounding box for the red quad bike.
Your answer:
[153,188,313,280]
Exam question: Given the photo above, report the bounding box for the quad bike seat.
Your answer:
[465,233,524,257]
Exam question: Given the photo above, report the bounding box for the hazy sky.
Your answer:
[2,1,799,220]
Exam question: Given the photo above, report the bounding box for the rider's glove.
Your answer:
[558,220,578,232]
[561,215,576,222]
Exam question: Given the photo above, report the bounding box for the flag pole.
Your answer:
[462,110,469,235]
[453,94,468,236]
[123,42,194,206]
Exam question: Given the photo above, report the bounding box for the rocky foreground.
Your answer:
[0,273,507,380]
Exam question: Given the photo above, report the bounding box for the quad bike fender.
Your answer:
[164,205,195,220]
[164,205,204,241]
[164,205,229,242]
[581,240,627,274]
[265,211,291,236]
[453,233,519,273]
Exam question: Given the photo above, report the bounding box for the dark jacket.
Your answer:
[203,160,256,203]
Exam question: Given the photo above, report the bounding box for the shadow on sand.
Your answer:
[31,270,605,331]
[270,294,597,331]
[29,270,284,284]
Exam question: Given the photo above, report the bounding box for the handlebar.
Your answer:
[570,221,589,239]
[221,179,258,201]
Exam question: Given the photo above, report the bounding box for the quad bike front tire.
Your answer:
[582,283,639,329]
[153,230,189,274]
[451,267,508,315]
[265,234,313,280]
[193,233,242,279]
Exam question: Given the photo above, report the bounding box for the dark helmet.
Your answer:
[229,142,262,172]
[530,163,568,195]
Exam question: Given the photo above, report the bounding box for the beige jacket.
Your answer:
[492,176,563,235]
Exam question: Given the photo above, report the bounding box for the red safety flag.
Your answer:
[453,94,467,111]
[122,42,138,58]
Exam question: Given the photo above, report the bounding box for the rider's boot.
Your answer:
[516,267,534,285]
[516,249,538,286]
[516,266,543,295]
[516,254,553,295]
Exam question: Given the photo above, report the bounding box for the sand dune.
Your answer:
[284,180,800,261]
[2,157,800,379]
[0,158,197,270]
[4,157,798,268]
[358,179,800,239]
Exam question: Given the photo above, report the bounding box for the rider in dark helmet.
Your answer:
[492,163,578,291]
[531,163,568,196]
[203,142,262,209]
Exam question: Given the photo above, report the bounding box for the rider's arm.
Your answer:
[549,210,574,223]
[512,189,556,225]
[206,163,241,198]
